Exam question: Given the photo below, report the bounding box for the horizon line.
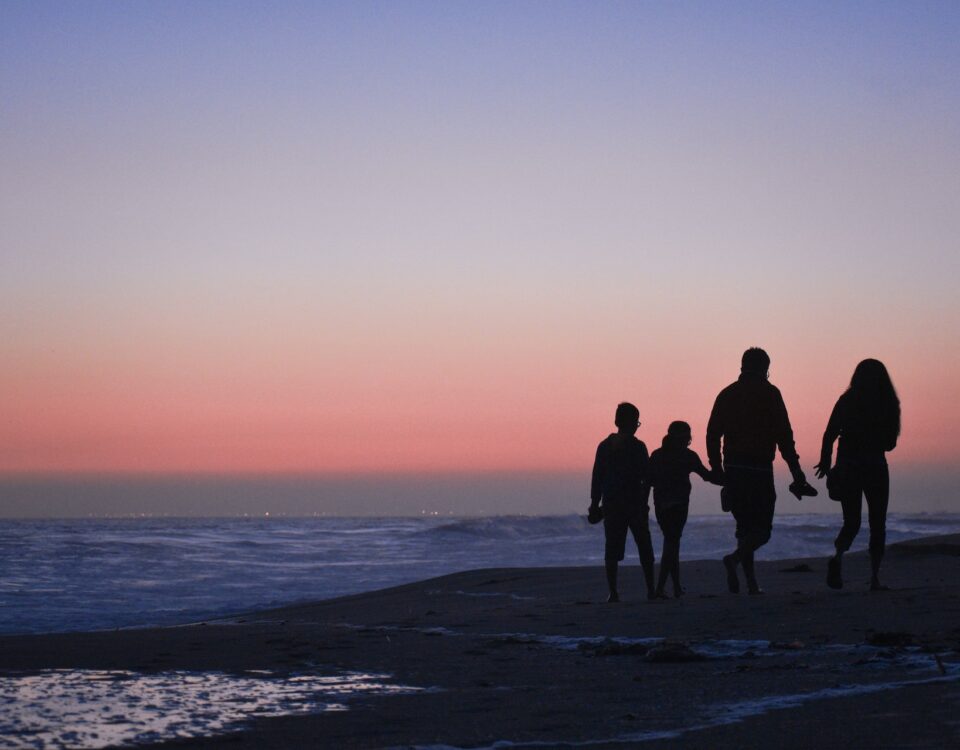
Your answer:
[1,460,957,481]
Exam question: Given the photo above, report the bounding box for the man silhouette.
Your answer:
[707,348,811,594]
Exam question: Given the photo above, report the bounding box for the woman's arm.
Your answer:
[814,397,844,478]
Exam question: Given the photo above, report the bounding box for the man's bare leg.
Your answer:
[605,560,619,602]
[869,550,888,591]
[742,548,762,595]
[723,550,740,594]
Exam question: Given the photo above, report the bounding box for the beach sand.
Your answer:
[3,534,960,748]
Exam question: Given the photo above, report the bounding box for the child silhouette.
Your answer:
[644,421,718,598]
[589,403,655,602]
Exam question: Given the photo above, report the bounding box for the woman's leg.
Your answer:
[829,482,863,589]
[864,464,890,590]
[834,488,864,555]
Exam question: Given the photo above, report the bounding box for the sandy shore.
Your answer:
[3,534,960,749]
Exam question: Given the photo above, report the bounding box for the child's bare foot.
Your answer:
[652,589,669,600]
[870,579,890,592]
[607,591,620,603]
[673,585,685,598]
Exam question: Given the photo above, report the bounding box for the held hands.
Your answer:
[788,470,818,501]
[813,461,830,479]
[707,464,725,485]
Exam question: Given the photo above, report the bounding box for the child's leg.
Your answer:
[603,512,628,602]
[654,507,669,596]
[629,514,656,599]
[672,507,689,596]
[655,543,672,598]
[663,537,679,594]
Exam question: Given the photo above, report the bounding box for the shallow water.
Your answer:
[2,513,958,635]
[0,668,423,749]
[1,624,956,748]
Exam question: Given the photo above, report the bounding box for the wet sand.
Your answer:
[2,534,960,748]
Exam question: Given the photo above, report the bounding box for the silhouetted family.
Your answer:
[589,348,900,601]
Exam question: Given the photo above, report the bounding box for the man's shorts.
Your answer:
[602,503,650,562]
[724,465,776,550]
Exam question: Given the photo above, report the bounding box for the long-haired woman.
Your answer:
[814,359,900,590]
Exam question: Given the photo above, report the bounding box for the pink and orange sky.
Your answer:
[2,3,959,485]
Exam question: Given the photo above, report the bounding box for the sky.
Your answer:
[1,2,959,508]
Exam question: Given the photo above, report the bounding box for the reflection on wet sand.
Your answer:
[0,668,424,749]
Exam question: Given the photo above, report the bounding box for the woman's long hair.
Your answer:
[846,359,901,449]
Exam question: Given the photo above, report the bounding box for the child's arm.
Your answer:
[639,451,656,507]
[691,452,721,484]
[639,476,652,508]
[590,443,605,510]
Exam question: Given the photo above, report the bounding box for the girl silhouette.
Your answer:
[644,421,716,598]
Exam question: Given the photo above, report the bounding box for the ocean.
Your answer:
[3,512,959,636]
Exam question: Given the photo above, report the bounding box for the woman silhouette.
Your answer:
[814,359,900,590]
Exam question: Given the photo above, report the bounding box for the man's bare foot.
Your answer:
[827,555,843,589]
[651,589,669,600]
[747,584,764,595]
[673,585,685,599]
[870,580,890,592]
[723,553,740,594]
[607,591,620,602]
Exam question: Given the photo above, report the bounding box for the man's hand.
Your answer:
[709,465,725,485]
[813,461,830,479]
[587,504,603,525]
[788,476,818,501]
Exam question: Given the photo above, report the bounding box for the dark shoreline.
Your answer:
[2,534,959,748]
